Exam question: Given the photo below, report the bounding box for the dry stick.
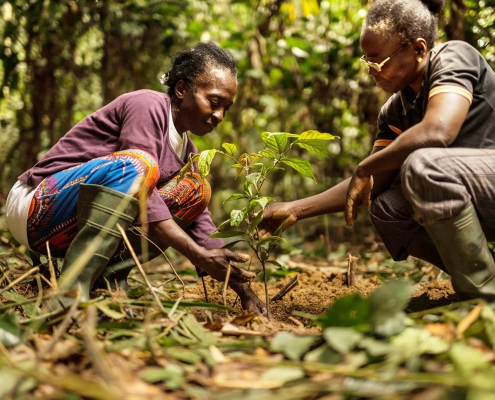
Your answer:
[80,305,116,386]
[0,267,39,295]
[45,241,58,290]
[222,264,232,317]
[201,276,209,302]
[270,274,299,302]
[262,261,270,319]
[116,224,167,314]
[132,227,186,295]
[38,292,81,360]
[347,253,358,287]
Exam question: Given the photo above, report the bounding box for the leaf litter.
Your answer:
[2,242,495,399]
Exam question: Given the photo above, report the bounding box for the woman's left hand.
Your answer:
[345,170,374,227]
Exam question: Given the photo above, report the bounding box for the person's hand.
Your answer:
[194,248,255,284]
[257,202,298,239]
[345,171,373,227]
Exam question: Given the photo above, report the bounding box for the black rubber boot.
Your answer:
[424,204,495,301]
[47,184,139,310]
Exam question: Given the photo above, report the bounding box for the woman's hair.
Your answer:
[362,0,444,48]
[160,42,237,95]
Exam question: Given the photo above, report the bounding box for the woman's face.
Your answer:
[360,29,425,94]
[175,67,237,136]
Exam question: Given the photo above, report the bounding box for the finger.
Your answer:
[345,198,354,227]
[229,265,256,280]
[227,251,250,263]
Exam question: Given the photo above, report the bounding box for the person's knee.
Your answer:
[400,148,444,200]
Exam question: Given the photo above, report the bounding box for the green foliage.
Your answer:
[181,129,336,262]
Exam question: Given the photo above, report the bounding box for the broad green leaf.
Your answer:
[221,142,237,156]
[246,172,261,186]
[315,293,370,328]
[260,366,305,384]
[223,193,248,203]
[0,364,37,398]
[0,314,23,347]
[1,290,41,318]
[323,327,364,354]
[249,210,264,235]
[295,140,330,158]
[266,259,285,269]
[251,196,273,209]
[261,131,288,153]
[281,157,315,181]
[230,209,245,227]
[367,280,414,329]
[304,344,341,364]
[197,149,217,179]
[95,302,126,320]
[260,149,277,159]
[299,130,336,141]
[210,230,247,239]
[222,239,251,249]
[270,331,318,360]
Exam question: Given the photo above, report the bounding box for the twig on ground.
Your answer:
[201,276,209,303]
[0,267,39,295]
[117,224,167,314]
[39,291,81,360]
[132,227,186,295]
[222,264,232,317]
[80,305,116,385]
[347,253,358,287]
[270,274,299,302]
[45,241,58,290]
[288,316,304,328]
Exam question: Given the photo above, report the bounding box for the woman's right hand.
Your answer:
[257,202,299,239]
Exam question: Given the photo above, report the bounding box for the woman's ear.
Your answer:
[174,80,186,99]
[414,38,428,59]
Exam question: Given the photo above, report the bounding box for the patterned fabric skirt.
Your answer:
[26,151,211,257]
[27,150,159,256]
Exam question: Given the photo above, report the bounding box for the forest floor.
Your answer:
[1,238,494,400]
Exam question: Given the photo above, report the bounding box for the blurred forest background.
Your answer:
[0,0,494,250]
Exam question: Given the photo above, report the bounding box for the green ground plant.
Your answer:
[179,130,337,317]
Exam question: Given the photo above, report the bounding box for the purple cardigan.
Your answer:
[19,89,222,250]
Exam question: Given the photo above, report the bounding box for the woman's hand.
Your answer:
[193,248,255,283]
[257,202,299,239]
[345,170,374,227]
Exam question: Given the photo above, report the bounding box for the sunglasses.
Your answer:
[360,44,406,72]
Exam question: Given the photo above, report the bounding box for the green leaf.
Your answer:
[261,131,288,153]
[249,210,264,235]
[295,140,330,158]
[299,130,337,141]
[260,149,277,159]
[1,290,41,318]
[481,304,495,349]
[0,314,23,347]
[197,149,217,179]
[246,172,261,186]
[95,302,127,320]
[367,280,414,329]
[222,239,252,249]
[323,327,364,354]
[222,143,237,156]
[315,294,370,328]
[230,209,245,227]
[270,331,318,360]
[223,193,248,203]
[280,157,315,181]
[266,259,285,269]
[210,230,247,239]
[260,366,305,383]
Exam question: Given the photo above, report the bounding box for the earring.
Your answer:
[417,57,423,63]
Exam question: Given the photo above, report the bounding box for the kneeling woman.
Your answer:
[6,42,266,315]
